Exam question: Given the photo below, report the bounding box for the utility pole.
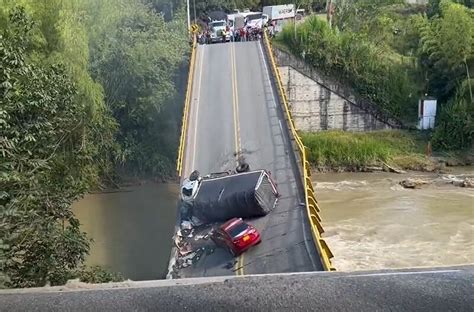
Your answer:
[186,0,191,31]
[294,3,299,40]
[326,0,333,28]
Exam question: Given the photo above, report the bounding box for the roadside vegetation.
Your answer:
[1,0,188,288]
[302,130,442,171]
[278,0,473,153]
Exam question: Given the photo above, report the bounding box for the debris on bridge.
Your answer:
[171,220,216,273]
[169,167,279,277]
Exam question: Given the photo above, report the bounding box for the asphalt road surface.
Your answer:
[180,40,322,277]
[2,266,472,311]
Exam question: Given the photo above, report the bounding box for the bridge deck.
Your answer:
[181,40,323,277]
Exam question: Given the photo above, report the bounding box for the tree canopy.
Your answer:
[1,0,188,288]
[279,0,473,150]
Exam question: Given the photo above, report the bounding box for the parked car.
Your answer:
[211,218,261,256]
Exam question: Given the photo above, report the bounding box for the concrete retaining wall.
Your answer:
[275,49,403,132]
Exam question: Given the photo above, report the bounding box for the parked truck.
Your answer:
[263,4,295,20]
[263,4,295,33]
[209,20,230,43]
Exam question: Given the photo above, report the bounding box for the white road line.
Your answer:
[191,45,205,173]
[257,41,277,109]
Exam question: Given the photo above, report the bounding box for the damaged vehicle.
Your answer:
[211,218,261,256]
[181,169,279,223]
[170,167,278,275]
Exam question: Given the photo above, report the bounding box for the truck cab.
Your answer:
[209,20,230,43]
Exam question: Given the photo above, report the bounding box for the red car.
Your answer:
[212,218,261,256]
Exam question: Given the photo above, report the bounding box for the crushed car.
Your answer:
[211,217,261,256]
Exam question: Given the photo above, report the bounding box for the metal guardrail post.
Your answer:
[262,32,335,271]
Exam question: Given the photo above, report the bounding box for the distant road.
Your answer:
[1,266,472,311]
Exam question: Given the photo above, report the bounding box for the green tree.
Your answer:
[423,1,474,149]
[278,15,418,121]
[419,0,473,101]
[1,0,191,288]
[86,0,189,178]
[1,7,91,287]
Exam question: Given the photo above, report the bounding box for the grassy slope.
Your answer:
[301,130,437,171]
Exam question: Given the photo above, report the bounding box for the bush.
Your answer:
[77,266,124,284]
[432,95,474,150]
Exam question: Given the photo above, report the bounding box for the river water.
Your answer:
[72,183,178,280]
[316,168,474,271]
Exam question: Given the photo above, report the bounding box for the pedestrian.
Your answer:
[222,29,227,43]
[235,29,240,42]
[240,28,246,42]
[269,25,274,38]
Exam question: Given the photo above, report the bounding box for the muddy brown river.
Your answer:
[72,183,178,280]
[316,167,474,271]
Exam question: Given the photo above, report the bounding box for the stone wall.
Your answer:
[275,49,403,132]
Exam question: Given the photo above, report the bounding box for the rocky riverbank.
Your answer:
[312,154,474,174]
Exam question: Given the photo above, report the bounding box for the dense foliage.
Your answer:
[278,0,473,150]
[418,1,474,149]
[278,12,420,121]
[77,265,124,284]
[1,0,188,288]
[86,0,189,178]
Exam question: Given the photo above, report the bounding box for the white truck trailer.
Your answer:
[262,4,296,33]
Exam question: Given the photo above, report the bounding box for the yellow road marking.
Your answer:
[191,46,205,172]
[230,42,245,276]
[230,42,242,159]
[238,253,245,276]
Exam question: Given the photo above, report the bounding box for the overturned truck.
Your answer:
[182,170,279,223]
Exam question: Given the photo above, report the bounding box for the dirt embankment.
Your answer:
[312,153,474,174]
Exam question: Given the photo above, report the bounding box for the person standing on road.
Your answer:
[222,28,227,43]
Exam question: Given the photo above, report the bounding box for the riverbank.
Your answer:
[302,130,474,173]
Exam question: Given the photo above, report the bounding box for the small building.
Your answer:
[417,97,437,130]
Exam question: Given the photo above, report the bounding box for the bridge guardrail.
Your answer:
[177,36,197,177]
[263,32,335,271]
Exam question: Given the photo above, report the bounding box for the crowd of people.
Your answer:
[198,22,275,44]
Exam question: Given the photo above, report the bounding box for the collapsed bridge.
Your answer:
[173,34,333,278]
